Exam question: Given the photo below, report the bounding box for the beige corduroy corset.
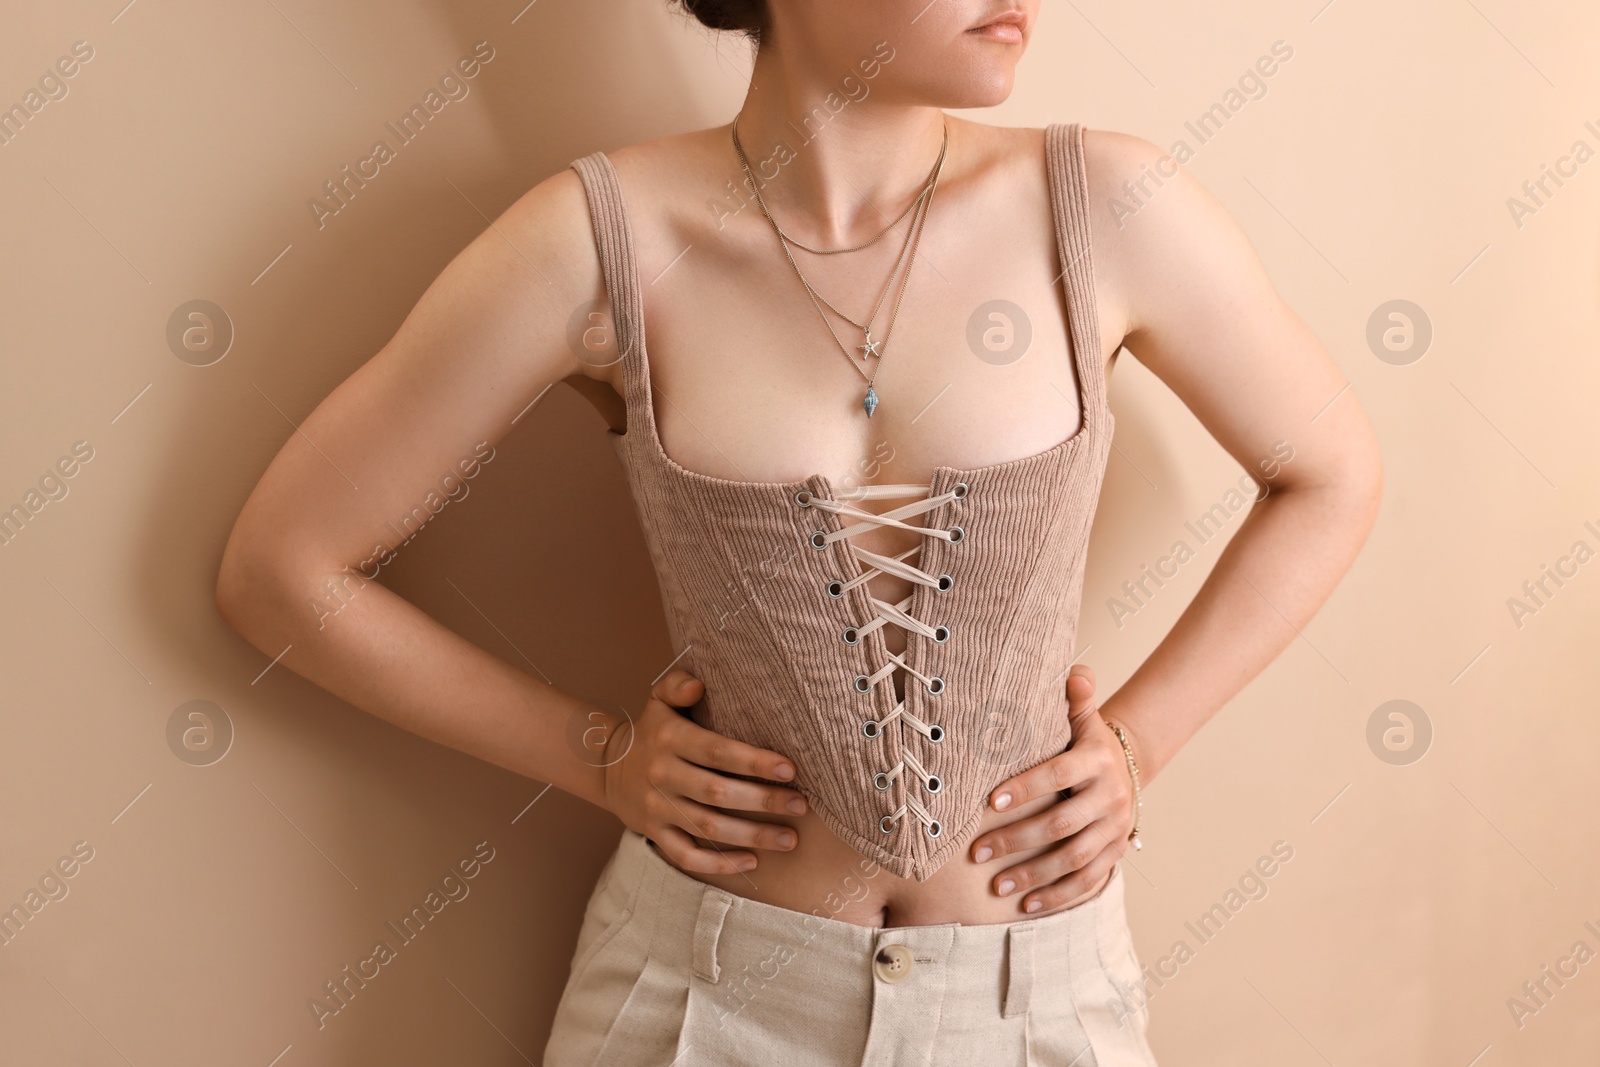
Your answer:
[568,123,1114,883]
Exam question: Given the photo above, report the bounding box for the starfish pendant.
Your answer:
[863,386,879,418]
[857,329,881,359]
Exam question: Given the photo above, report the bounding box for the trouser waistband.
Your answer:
[602,826,1132,1021]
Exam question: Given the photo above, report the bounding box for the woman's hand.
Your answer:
[602,669,809,876]
[970,664,1137,913]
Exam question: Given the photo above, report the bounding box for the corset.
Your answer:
[569,122,1113,881]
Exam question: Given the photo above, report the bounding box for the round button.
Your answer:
[873,943,915,984]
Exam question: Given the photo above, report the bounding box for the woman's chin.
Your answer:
[932,67,1020,110]
[941,84,1017,111]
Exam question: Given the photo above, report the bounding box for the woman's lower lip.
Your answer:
[967,23,1024,43]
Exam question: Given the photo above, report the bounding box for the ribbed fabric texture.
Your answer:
[568,123,1114,882]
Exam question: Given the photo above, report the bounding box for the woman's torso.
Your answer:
[574,118,1128,926]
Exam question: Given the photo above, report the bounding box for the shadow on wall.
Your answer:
[127,0,750,1061]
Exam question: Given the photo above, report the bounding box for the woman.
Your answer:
[216,1,1382,1062]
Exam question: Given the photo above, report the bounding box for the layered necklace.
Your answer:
[731,114,948,419]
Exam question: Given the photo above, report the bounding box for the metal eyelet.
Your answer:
[861,719,880,739]
[826,580,845,599]
[873,772,891,791]
[948,525,965,544]
[925,775,942,794]
[794,490,812,508]
[925,820,943,839]
[809,531,828,550]
[927,724,945,743]
[926,676,945,696]
[932,625,950,643]
[880,815,897,834]
[842,626,859,645]
[936,574,954,593]
[853,675,872,693]
[951,481,969,499]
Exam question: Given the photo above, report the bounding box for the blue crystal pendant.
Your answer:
[862,386,879,418]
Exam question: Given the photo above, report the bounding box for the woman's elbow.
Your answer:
[1321,437,1385,547]
[1275,433,1385,537]
[214,529,302,645]
[1349,432,1385,526]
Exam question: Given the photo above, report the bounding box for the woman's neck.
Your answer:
[732,46,949,248]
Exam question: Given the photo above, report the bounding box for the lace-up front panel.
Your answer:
[797,482,967,842]
[569,123,1113,882]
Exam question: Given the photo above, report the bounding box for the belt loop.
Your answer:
[1002,922,1036,1018]
[692,890,733,983]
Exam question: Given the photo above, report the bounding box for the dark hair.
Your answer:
[671,0,767,45]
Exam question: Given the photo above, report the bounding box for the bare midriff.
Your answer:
[673,512,1111,929]
[676,791,1114,928]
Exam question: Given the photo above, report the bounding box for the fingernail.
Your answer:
[737,857,757,871]
[774,762,794,780]
[973,846,993,863]
[998,879,1015,895]
[993,792,1011,811]
[1025,898,1043,913]
[788,797,807,814]
[777,832,795,848]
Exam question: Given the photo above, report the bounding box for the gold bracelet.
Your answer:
[1103,718,1143,851]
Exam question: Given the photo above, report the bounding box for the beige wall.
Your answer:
[2,1,1597,1062]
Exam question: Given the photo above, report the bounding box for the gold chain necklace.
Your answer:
[732,115,929,373]
[731,117,949,418]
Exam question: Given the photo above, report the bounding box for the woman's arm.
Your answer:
[970,129,1383,912]
[1088,128,1385,787]
[215,169,614,804]
[214,169,806,872]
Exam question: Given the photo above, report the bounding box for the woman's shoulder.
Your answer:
[1071,122,1230,274]
[494,129,717,260]
[480,131,723,310]
[939,120,1204,356]
[1069,121,1283,349]
[592,125,728,184]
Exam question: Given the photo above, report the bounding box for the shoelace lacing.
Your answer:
[798,481,968,840]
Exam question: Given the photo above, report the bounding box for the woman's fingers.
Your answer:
[650,669,797,784]
[1010,837,1124,914]
[629,669,807,871]
[661,700,799,785]
[648,823,757,876]
[666,759,808,816]
[655,794,799,853]
[989,663,1103,812]
[1065,663,1095,710]
[650,668,705,709]
[976,780,1112,863]
[989,814,1119,900]
[989,747,1102,813]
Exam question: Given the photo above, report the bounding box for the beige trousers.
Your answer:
[543,828,1158,1066]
